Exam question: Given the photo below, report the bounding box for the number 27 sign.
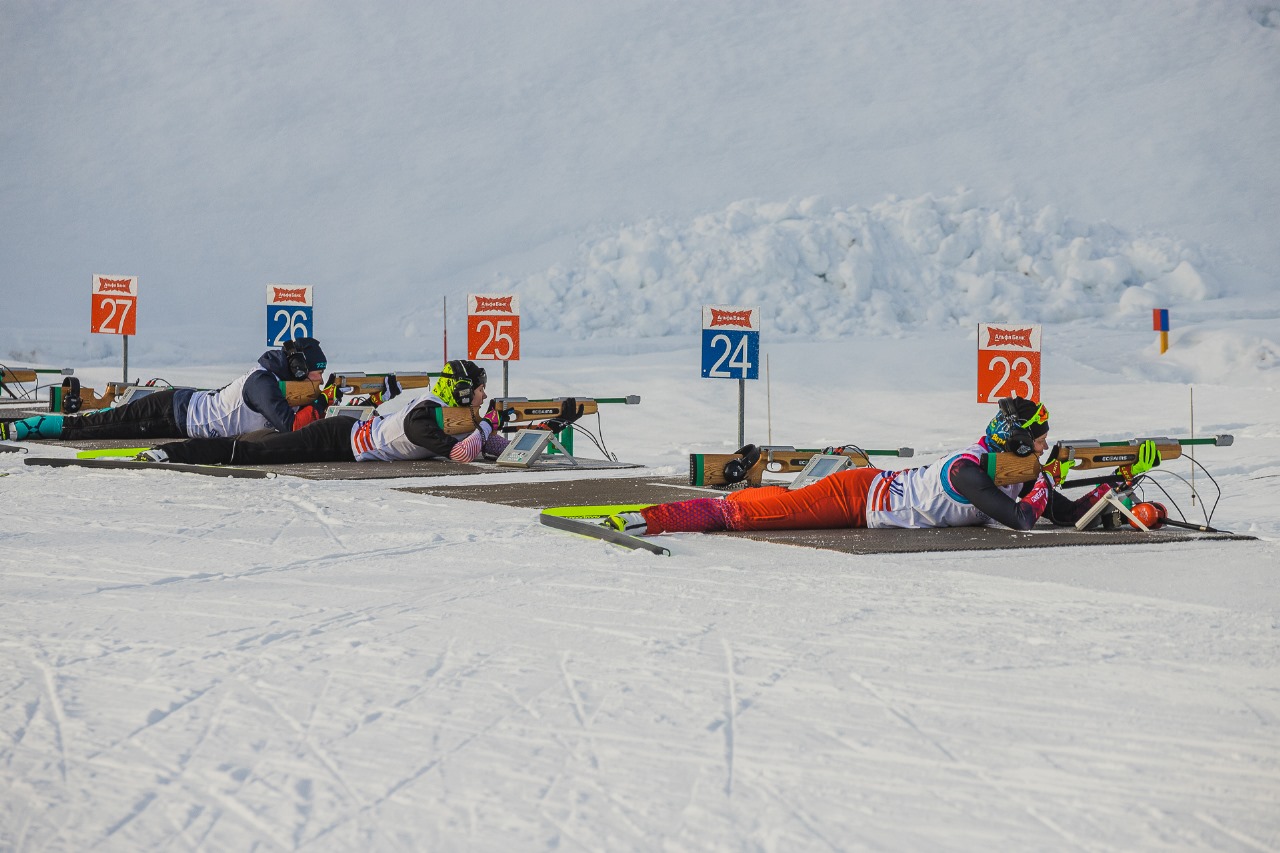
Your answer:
[977,323,1041,402]
[91,274,138,335]
[468,294,520,361]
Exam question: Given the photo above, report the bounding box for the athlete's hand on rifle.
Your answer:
[1042,458,1074,485]
[481,404,517,435]
[363,375,402,407]
[383,374,401,400]
[1130,439,1161,476]
[540,397,584,433]
[316,373,342,407]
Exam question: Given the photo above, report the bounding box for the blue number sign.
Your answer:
[701,305,759,380]
[266,284,314,346]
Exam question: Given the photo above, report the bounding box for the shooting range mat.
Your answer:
[17,438,640,481]
[399,476,1257,555]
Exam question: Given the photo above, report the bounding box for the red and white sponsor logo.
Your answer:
[97,278,133,294]
[710,309,754,328]
[978,323,1041,350]
[266,284,313,305]
[474,295,514,313]
[271,286,310,304]
[702,304,760,331]
[93,275,138,296]
[468,293,520,314]
[986,327,1035,348]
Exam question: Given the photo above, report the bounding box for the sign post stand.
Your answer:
[977,323,1042,403]
[701,305,760,446]
[91,274,138,383]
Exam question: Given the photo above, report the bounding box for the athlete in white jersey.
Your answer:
[1,338,329,442]
[144,359,584,468]
[864,439,1026,529]
[611,397,1159,537]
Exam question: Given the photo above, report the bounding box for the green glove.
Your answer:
[1130,440,1161,476]
[1044,457,1074,485]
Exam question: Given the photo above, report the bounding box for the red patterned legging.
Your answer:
[642,467,882,534]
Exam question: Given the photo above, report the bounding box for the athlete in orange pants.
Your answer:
[610,397,1148,538]
[642,467,881,534]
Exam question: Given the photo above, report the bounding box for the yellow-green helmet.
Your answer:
[432,359,487,406]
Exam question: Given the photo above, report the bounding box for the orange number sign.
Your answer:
[91,275,138,335]
[977,323,1041,403]
[467,293,521,361]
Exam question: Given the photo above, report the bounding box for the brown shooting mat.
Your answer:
[399,475,1256,554]
[15,438,640,481]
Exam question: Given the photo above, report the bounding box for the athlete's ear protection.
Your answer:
[998,398,1038,457]
[723,444,761,484]
[283,339,310,381]
[60,377,82,414]
[452,377,475,407]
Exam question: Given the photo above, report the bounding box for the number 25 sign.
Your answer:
[467,294,520,361]
[91,274,138,335]
[977,323,1041,403]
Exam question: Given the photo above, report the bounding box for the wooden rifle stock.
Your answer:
[689,445,914,487]
[282,372,436,406]
[689,452,765,488]
[488,397,600,424]
[431,398,603,436]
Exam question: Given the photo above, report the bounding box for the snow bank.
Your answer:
[507,192,1215,340]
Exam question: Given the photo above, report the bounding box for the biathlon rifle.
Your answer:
[690,444,915,488]
[983,435,1234,487]
[282,372,438,406]
[434,395,640,435]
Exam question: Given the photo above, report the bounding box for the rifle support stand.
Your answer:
[495,428,579,469]
[1074,485,1149,531]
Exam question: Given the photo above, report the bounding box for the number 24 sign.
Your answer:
[702,305,760,380]
[977,323,1041,403]
[467,294,520,361]
[91,274,138,336]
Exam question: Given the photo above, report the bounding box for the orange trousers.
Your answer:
[642,467,881,534]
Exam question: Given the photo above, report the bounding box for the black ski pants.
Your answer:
[60,389,185,440]
[157,416,358,466]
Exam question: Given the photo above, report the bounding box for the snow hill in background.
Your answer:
[506,192,1215,337]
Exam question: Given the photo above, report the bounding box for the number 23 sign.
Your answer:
[977,323,1041,402]
[91,274,138,335]
[467,294,520,361]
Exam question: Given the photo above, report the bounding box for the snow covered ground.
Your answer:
[3,1,1279,850]
[3,345,1278,851]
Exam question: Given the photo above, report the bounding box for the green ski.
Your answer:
[539,505,668,556]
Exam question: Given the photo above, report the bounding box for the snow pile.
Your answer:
[509,192,1215,340]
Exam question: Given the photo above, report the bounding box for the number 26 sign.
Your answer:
[467,294,520,361]
[91,274,138,336]
[977,323,1041,403]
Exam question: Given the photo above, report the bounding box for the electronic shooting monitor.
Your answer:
[326,404,375,420]
[496,429,557,468]
[114,386,166,406]
[787,453,854,490]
